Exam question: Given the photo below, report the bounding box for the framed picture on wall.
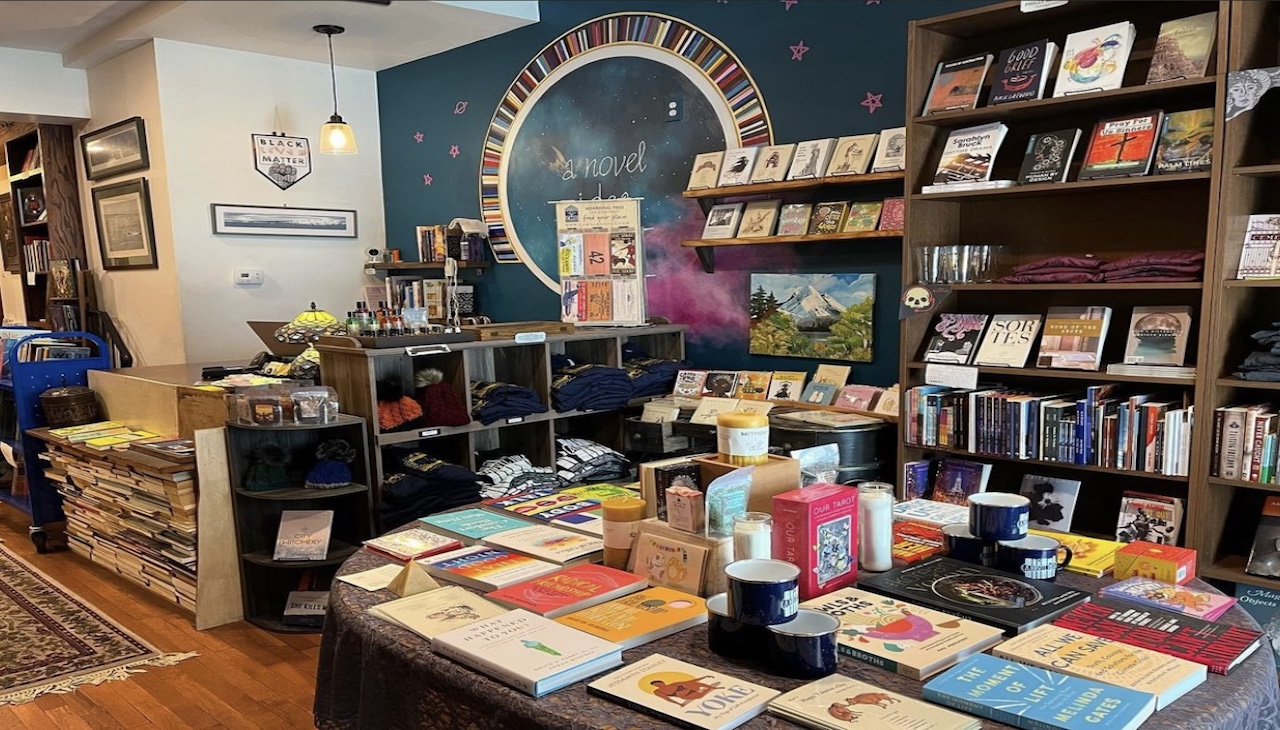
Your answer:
[80,117,149,181]
[92,178,158,270]
[0,194,17,273]
[209,204,357,238]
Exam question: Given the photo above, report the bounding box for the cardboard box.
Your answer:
[694,454,802,514]
[1113,541,1196,585]
[772,484,859,600]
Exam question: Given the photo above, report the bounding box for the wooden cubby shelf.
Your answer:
[369,261,490,271]
[905,362,1196,386]
[1203,556,1280,593]
[1206,477,1280,495]
[1214,377,1280,391]
[235,484,371,501]
[1233,163,1280,178]
[684,230,904,271]
[908,442,1190,483]
[681,171,906,201]
[241,543,359,569]
[910,172,1211,202]
[1222,279,1280,288]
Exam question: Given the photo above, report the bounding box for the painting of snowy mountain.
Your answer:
[748,273,876,362]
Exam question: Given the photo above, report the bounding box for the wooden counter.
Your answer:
[88,360,242,440]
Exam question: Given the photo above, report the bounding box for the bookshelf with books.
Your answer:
[900,2,1227,546]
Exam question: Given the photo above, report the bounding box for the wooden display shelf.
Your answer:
[245,615,325,635]
[1214,377,1280,391]
[905,362,1197,386]
[1201,555,1280,592]
[1206,477,1280,495]
[226,414,365,431]
[947,282,1203,291]
[1234,163,1280,178]
[235,484,370,501]
[378,395,668,446]
[7,167,42,183]
[241,542,359,569]
[683,230,902,273]
[681,171,905,201]
[369,261,489,271]
[907,442,1189,483]
[1222,279,1280,288]
[910,172,1211,202]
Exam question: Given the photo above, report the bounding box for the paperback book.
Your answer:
[933,123,1007,185]
[273,510,333,561]
[1053,21,1136,97]
[732,371,772,400]
[798,382,837,406]
[363,528,461,562]
[1147,11,1218,84]
[483,525,604,567]
[766,371,806,401]
[421,508,533,545]
[1030,530,1122,577]
[369,585,508,642]
[879,197,905,231]
[807,202,849,235]
[902,460,933,501]
[1079,112,1163,180]
[771,674,979,730]
[1154,108,1214,174]
[716,147,759,187]
[1235,585,1280,670]
[988,39,1057,105]
[587,653,779,730]
[556,586,706,649]
[687,152,723,190]
[483,488,601,525]
[1016,129,1081,185]
[973,314,1042,367]
[1019,475,1081,532]
[777,203,814,237]
[892,499,969,528]
[750,144,795,183]
[421,545,561,592]
[872,128,906,172]
[1099,576,1235,621]
[630,532,708,595]
[923,54,993,114]
[802,587,1004,680]
[833,385,881,411]
[826,134,878,176]
[1035,306,1112,370]
[930,459,991,506]
[1247,495,1280,578]
[893,521,945,566]
[486,564,647,618]
[702,203,744,239]
[1123,305,1192,366]
[736,200,781,238]
[282,591,328,628]
[702,371,740,398]
[1115,491,1182,545]
[841,202,882,233]
[922,313,989,365]
[787,139,836,181]
[1237,214,1280,279]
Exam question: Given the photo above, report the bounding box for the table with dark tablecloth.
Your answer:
[315,522,1280,730]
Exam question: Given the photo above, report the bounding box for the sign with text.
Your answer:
[554,198,646,327]
[251,133,311,190]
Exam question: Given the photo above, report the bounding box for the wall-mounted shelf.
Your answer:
[681,171,905,203]
[682,230,903,273]
[910,172,1211,202]
[368,261,490,271]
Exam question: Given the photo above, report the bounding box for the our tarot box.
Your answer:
[1114,541,1197,585]
[772,483,859,600]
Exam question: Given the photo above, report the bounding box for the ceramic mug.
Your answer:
[968,493,1030,542]
[942,523,996,566]
[706,593,766,660]
[997,534,1073,582]
[766,609,840,679]
[725,559,800,626]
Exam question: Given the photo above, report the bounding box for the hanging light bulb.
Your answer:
[315,24,357,155]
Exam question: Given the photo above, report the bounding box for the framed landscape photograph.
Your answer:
[210,204,357,238]
[92,178,157,270]
[80,117,149,181]
[749,273,877,362]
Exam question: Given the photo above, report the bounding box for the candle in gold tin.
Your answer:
[601,496,646,569]
[716,411,770,466]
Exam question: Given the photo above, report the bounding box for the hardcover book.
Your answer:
[1017,129,1081,185]
[482,525,604,567]
[933,123,1007,185]
[1079,112,1162,179]
[766,371,806,401]
[1236,214,1280,279]
[814,364,852,387]
[1030,530,1122,577]
[750,143,796,183]
[771,674,980,730]
[369,585,508,641]
[363,528,461,562]
[587,653,779,730]
[1123,305,1192,366]
[923,653,1156,730]
[421,508,534,545]
[1115,491,1182,545]
[872,128,907,172]
[1235,585,1280,670]
[973,314,1042,367]
[733,371,772,400]
[879,197,905,230]
[777,203,814,236]
[1146,11,1218,84]
[857,556,1091,636]
[773,484,859,600]
[787,139,837,181]
[486,564,647,618]
[687,152,724,190]
[1052,597,1262,675]
[992,623,1207,708]
[799,382,837,406]
[892,499,969,528]
[841,202,882,233]
[802,587,1003,680]
[434,609,623,697]
[556,586,706,649]
[421,545,561,592]
[1154,108,1214,174]
[630,532,708,595]
[988,39,1057,105]
[902,460,934,501]
[702,371,740,398]
[716,147,759,187]
[282,591,328,628]
[1019,475,1081,532]
[1053,21,1136,97]
[1247,495,1280,578]
[273,510,333,561]
[923,54,993,115]
[673,370,709,398]
[1035,306,1112,370]
[702,203,744,239]
[736,200,781,238]
[922,313,989,365]
[807,201,849,235]
[930,460,991,506]
[826,134,879,176]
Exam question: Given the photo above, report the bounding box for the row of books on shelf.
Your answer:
[926,107,1211,193]
[9,145,40,177]
[372,278,475,321]
[686,128,906,190]
[674,365,897,412]
[923,306,1193,372]
[906,383,1195,476]
[21,237,49,273]
[923,13,1216,114]
[1210,403,1280,483]
[701,197,902,240]
[412,223,489,263]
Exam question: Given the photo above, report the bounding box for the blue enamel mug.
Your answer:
[767,609,840,679]
[968,492,1030,542]
[725,559,800,626]
[706,593,766,660]
[942,523,996,566]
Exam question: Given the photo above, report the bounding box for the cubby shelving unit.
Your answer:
[900,0,1228,542]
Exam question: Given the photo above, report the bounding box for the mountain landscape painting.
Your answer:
[749,273,876,362]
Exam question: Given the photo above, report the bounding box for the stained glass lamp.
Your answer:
[275,302,347,344]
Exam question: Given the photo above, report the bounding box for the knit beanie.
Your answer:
[305,439,357,490]
[245,443,290,492]
[377,376,424,431]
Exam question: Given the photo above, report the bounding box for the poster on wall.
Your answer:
[554,198,646,327]
[251,134,312,190]
[749,273,876,362]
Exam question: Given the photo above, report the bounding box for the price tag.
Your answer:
[925,363,979,390]
[514,332,547,343]
[406,344,452,356]
[506,416,524,424]
[418,428,440,438]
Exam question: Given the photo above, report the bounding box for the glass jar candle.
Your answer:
[733,512,773,561]
[717,411,769,466]
[857,482,895,572]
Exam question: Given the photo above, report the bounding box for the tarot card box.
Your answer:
[772,484,859,600]
[1114,541,1196,585]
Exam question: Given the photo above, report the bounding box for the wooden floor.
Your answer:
[0,508,319,729]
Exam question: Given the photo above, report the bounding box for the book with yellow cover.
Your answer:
[49,421,123,438]
[588,653,778,730]
[84,431,160,450]
[556,586,706,649]
[992,623,1206,709]
[1029,529,1123,577]
[769,674,979,730]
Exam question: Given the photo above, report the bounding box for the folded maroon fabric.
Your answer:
[1100,251,1205,271]
[1008,265,1110,276]
[1099,274,1201,283]
[999,272,1105,283]
[1012,256,1104,274]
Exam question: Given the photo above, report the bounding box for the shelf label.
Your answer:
[506,416,525,425]
[925,363,979,391]
[418,428,440,438]
[514,332,547,344]
[1020,0,1067,11]
[405,344,452,356]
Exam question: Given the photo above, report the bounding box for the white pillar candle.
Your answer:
[733,512,773,561]
[858,482,895,572]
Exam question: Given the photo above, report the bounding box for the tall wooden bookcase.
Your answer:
[899,2,1228,541]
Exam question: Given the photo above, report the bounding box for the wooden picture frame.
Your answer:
[80,117,149,181]
[210,204,358,238]
[92,178,158,270]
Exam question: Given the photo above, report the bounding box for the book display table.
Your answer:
[315,521,1280,730]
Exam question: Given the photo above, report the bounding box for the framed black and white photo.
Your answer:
[92,178,157,270]
[80,117,149,181]
[210,204,357,238]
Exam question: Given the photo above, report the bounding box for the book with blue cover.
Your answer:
[420,508,533,544]
[922,653,1155,730]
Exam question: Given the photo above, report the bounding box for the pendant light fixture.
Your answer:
[315,24,357,155]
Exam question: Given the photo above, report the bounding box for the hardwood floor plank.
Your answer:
[42,707,96,730]
[7,704,58,730]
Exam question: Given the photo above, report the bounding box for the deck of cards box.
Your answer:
[1113,540,1196,585]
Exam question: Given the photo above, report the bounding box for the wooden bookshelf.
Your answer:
[899,2,1227,549]
[1234,163,1280,178]
[1216,377,1280,391]
[369,261,489,271]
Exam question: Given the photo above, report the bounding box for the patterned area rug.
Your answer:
[0,544,196,705]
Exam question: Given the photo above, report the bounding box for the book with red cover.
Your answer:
[772,483,858,600]
[893,521,944,566]
[485,564,647,618]
[879,197,905,231]
[1079,111,1163,180]
[1052,597,1262,675]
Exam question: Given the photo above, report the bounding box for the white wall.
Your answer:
[153,39,382,363]
[0,48,89,122]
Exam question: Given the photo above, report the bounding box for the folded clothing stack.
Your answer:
[471,381,548,425]
[556,438,630,484]
[622,343,683,398]
[379,449,480,525]
[551,355,634,412]
[998,255,1103,284]
[1100,251,1204,282]
[476,454,562,500]
[1235,325,1280,381]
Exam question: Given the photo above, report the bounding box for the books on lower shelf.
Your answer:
[1212,403,1280,484]
[434,609,623,698]
[369,585,509,642]
[485,564,646,618]
[420,545,560,592]
[587,653,779,730]
[932,123,1007,185]
[273,510,333,561]
[1078,112,1162,180]
[930,459,990,506]
[282,591,328,628]
[771,674,979,730]
[555,586,706,649]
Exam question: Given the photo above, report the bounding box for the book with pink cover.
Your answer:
[1099,577,1236,621]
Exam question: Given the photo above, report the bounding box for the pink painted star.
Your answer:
[860,91,884,114]
[781,0,798,8]
[449,144,460,158]
[413,131,424,143]
[422,174,433,186]
[789,41,810,61]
